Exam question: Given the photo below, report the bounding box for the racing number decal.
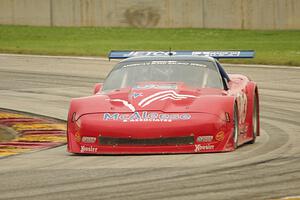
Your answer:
[237,92,247,124]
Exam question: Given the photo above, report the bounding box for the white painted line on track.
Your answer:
[280,196,300,200]
[0,53,299,69]
[223,63,300,70]
[0,53,108,61]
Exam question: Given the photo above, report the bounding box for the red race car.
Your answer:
[67,50,259,154]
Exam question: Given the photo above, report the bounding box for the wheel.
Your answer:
[249,93,258,144]
[233,103,239,149]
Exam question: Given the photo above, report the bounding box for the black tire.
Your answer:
[233,103,239,149]
[249,93,258,144]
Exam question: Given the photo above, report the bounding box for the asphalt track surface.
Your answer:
[0,54,299,200]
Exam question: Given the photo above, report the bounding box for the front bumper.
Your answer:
[67,112,235,154]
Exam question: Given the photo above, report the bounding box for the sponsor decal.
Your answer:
[131,92,143,99]
[237,92,247,123]
[103,112,191,122]
[192,51,240,57]
[197,135,213,142]
[81,136,96,143]
[194,144,215,152]
[216,131,225,142]
[124,60,207,68]
[80,146,97,153]
[133,84,178,90]
[124,51,177,57]
[75,131,81,143]
[240,125,248,134]
[225,112,230,122]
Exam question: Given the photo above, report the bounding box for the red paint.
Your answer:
[67,74,260,154]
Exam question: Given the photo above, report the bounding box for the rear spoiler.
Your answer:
[108,50,255,60]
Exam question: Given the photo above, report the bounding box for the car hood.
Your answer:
[105,87,205,112]
[70,86,234,121]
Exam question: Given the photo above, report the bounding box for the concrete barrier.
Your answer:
[0,0,299,29]
[0,0,51,26]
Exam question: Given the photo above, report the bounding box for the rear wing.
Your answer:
[108,50,255,60]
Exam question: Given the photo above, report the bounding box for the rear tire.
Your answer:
[249,94,258,144]
[233,103,239,149]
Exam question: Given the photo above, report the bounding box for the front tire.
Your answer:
[249,93,258,144]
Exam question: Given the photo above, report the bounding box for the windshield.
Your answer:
[102,60,223,92]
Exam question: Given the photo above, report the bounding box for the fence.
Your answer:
[0,0,299,29]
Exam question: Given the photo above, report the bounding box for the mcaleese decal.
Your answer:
[103,111,191,122]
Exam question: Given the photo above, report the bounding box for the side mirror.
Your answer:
[93,83,103,94]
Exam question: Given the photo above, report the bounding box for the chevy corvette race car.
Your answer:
[67,50,260,154]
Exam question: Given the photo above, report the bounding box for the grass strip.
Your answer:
[0,25,299,66]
